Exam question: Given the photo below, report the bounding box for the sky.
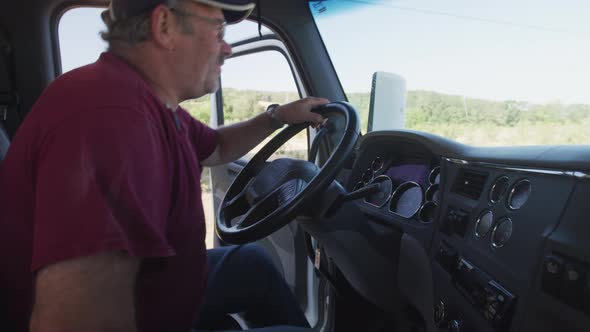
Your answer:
[311,0,590,104]
[59,0,590,104]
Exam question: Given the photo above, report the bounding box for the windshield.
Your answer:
[310,0,590,146]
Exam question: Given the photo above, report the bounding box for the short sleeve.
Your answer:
[185,113,218,163]
[31,108,175,271]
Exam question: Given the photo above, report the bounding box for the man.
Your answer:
[0,0,327,331]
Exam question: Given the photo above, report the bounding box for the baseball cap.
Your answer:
[109,0,256,24]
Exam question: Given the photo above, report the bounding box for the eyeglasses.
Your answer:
[170,8,227,42]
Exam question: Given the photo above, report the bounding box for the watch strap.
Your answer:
[265,103,284,130]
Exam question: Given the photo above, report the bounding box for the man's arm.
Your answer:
[202,97,328,167]
[30,251,140,332]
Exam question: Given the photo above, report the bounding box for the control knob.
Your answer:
[448,319,462,332]
[434,300,447,326]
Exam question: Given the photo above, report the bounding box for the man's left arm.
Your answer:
[202,97,328,167]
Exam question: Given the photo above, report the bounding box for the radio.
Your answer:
[453,258,516,330]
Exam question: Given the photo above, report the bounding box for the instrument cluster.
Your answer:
[355,156,441,224]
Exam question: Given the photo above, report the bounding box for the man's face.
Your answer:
[172,2,232,100]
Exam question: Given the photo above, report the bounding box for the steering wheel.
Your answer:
[216,102,360,244]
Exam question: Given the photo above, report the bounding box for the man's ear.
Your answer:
[149,5,178,50]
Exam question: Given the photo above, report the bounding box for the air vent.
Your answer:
[453,169,488,200]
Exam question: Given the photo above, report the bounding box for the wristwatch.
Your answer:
[265,103,284,130]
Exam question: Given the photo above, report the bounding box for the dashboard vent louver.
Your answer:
[453,169,488,200]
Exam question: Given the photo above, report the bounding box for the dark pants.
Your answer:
[193,244,313,332]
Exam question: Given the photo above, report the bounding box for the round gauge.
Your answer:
[507,179,531,210]
[426,184,440,203]
[364,176,393,208]
[361,168,373,184]
[429,167,441,185]
[489,176,509,203]
[475,210,494,238]
[492,217,513,248]
[389,181,424,218]
[353,181,365,191]
[371,156,384,172]
[419,201,438,223]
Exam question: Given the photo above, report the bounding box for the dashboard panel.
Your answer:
[343,130,590,332]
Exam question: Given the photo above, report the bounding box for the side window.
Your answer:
[59,7,106,73]
[221,50,307,160]
[59,7,214,122]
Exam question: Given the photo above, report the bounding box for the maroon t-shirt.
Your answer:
[0,52,217,331]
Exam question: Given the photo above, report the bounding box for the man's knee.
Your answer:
[234,243,278,273]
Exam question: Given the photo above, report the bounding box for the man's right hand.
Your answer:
[273,97,330,128]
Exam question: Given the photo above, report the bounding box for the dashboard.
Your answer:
[341,130,590,331]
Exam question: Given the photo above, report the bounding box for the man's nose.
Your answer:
[221,40,232,58]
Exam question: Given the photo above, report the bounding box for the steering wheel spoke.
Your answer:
[223,191,250,223]
[233,190,280,229]
[228,177,309,231]
[220,177,256,221]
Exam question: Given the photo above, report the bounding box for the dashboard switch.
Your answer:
[560,262,585,310]
[443,207,470,237]
[542,254,565,298]
[434,299,447,326]
[448,319,462,332]
[436,244,458,274]
[441,210,454,235]
[452,210,469,237]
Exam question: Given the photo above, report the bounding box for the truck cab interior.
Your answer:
[1,0,590,331]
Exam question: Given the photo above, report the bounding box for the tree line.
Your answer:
[182,88,590,145]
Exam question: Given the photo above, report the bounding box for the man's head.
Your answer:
[101,0,255,45]
[101,0,255,102]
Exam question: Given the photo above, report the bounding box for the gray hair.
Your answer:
[100,0,194,48]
